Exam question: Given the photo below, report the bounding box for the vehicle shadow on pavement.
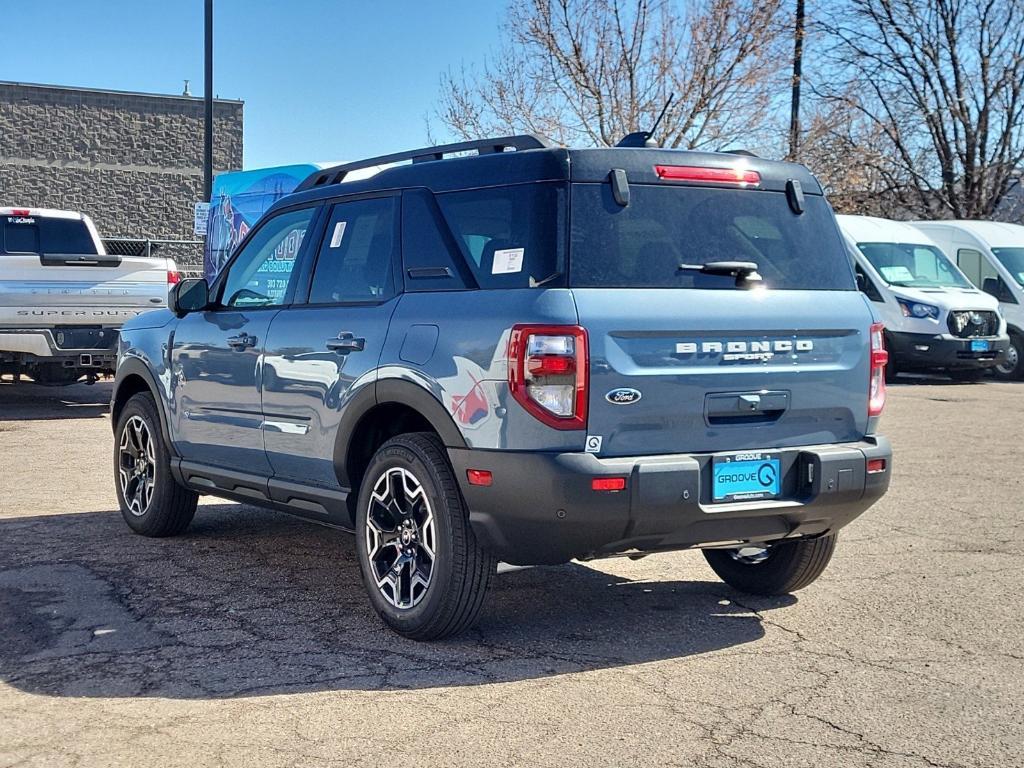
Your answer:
[0,381,112,421]
[0,504,794,699]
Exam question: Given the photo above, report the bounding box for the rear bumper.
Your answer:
[449,437,892,565]
[888,330,1008,371]
[0,327,119,364]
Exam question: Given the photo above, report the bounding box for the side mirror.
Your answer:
[169,278,210,317]
[982,276,1011,302]
[856,272,867,293]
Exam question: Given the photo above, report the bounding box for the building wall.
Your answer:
[0,81,243,241]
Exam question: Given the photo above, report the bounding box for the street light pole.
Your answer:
[203,0,213,201]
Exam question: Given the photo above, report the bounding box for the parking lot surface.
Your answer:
[0,378,1021,767]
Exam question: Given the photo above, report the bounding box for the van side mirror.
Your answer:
[856,272,867,293]
[169,278,210,317]
[982,276,1012,303]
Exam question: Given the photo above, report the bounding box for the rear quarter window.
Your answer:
[569,184,854,291]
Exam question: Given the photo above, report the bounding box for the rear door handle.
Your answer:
[325,332,365,354]
[227,333,257,350]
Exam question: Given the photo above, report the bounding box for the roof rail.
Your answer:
[295,134,557,192]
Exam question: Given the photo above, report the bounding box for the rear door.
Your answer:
[261,195,400,496]
[0,213,166,327]
[570,182,874,457]
[170,206,317,477]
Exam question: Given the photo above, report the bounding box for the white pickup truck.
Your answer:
[0,207,178,384]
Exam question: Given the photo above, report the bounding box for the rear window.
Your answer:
[569,184,854,290]
[2,216,97,255]
[436,183,566,289]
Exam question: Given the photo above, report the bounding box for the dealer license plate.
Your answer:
[970,340,990,352]
[712,452,781,502]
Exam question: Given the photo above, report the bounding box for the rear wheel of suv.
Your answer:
[355,432,495,640]
[114,392,198,537]
[703,534,837,595]
[993,332,1024,381]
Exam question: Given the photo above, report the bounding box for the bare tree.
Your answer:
[815,0,1024,219]
[435,0,787,151]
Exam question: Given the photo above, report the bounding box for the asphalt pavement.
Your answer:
[0,377,1021,767]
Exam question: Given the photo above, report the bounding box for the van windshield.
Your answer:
[857,242,971,288]
[569,184,854,290]
[992,247,1024,287]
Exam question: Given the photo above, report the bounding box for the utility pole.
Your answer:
[203,0,214,201]
[788,0,805,161]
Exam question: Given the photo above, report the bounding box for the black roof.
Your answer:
[267,135,822,216]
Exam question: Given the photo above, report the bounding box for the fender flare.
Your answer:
[112,357,177,457]
[333,377,468,488]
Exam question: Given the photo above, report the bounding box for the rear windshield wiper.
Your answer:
[678,261,763,285]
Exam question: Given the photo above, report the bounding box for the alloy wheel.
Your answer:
[364,467,436,610]
[118,415,156,516]
[728,544,772,565]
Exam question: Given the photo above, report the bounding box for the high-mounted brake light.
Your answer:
[508,325,588,430]
[11,208,31,216]
[868,322,888,418]
[654,165,761,187]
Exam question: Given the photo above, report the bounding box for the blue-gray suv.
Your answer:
[111,135,892,639]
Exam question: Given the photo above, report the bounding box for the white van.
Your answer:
[911,220,1024,380]
[836,215,1008,381]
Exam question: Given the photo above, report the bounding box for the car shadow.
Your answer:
[0,380,112,421]
[0,504,794,699]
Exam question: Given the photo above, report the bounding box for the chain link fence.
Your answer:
[102,238,205,279]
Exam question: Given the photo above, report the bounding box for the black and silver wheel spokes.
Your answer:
[118,415,156,516]
[365,467,436,610]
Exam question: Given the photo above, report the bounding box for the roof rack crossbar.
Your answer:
[295,134,556,191]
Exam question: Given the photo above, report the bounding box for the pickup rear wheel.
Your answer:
[703,534,837,595]
[114,392,197,537]
[355,432,495,640]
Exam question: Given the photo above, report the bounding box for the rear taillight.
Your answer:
[654,165,761,187]
[508,325,588,430]
[167,269,181,285]
[869,322,888,418]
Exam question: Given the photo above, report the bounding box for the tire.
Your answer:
[355,432,495,640]
[113,392,198,537]
[703,534,837,595]
[993,332,1024,381]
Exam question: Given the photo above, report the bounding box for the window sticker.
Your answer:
[879,265,914,283]
[330,221,347,248]
[491,247,524,274]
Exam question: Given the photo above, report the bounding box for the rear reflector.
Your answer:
[867,458,886,474]
[654,165,761,186]
[592,477,626,492]
[467,469,493,487]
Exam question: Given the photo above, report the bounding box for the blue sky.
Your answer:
[1,0,506,169]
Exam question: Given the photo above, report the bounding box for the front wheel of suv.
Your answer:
[114,392,198,537]
[355,433,495,640]
[703,534,837,595]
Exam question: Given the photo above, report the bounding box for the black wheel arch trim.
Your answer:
[333,377,468,488]
[112,357,177,458]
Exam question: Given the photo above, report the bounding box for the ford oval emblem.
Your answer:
[605,387,642,405]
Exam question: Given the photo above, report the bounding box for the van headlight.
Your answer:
[897,299,940,319]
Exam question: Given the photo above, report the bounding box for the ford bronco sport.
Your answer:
[111,135,892,639]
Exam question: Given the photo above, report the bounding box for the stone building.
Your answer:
[0,81,243,244]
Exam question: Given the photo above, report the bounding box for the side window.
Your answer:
[854,262,883,302]
[957,248,996,288]
[308,197,397,304]
[401,189,471,291]
[220,207,313,308]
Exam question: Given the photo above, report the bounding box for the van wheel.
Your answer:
[993,332,1024,380]
[114,393,198,536]
[703,534,837,595]
[355,433,495,640]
